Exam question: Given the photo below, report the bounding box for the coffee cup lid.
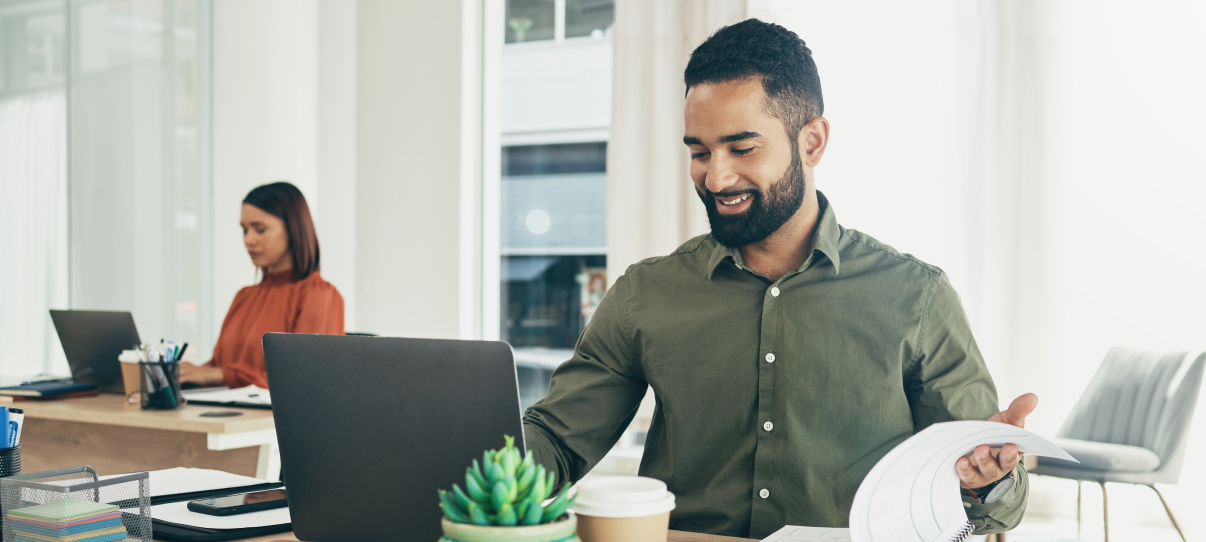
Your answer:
[571,476,676,519]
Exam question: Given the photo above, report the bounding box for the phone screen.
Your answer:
[198,489,287,508]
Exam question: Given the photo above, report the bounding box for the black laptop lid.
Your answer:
[262,333,525,542]
[48,310,140,393]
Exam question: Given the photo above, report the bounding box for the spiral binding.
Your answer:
[951,521,976,542]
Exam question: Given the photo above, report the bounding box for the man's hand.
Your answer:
[957,393,1038,490]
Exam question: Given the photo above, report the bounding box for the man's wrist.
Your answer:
[970,468,1016,504]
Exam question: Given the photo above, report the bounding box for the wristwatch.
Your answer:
[973,468,1017,504]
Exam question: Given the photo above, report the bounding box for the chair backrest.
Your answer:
[1058,347,1205,483]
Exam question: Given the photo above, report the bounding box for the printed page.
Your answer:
[849,421,1075,542]
[763,525,852,541]
[182,384,271,405]
[101,467,272,497]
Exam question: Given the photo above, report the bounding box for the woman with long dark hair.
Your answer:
[180,182,344,388]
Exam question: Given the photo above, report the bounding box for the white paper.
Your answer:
[763,526,852,541]
[101,467,272,497]
[151,500,290,529]
[849,421,1075,542]
[182,385,271,406]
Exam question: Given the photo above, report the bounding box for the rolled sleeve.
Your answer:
[523,273,649,490]
[907,271,1029,533]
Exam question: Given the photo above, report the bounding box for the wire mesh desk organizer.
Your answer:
[1,467,151,542]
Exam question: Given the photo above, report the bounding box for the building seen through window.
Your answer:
[505,0,613,44]
[499,0,613,412]
[501,142,607,351]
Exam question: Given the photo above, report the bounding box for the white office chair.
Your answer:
[1031,347,1205,542]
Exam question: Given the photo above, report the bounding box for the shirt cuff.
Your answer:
[963,463,1029,534]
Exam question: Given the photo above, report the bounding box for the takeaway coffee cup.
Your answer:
[573,476,676,542]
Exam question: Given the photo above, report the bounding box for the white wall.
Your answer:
[354,0,467,339]
[212,0,319,348]
[212,0,362,341]
[317,0,358,332]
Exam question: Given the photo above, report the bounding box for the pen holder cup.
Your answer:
[1,466,151,542]
[140,361,184,410]
[0,447,19,479]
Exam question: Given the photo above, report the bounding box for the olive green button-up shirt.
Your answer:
[523,192,1028,538]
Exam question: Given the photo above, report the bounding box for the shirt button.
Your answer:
[765,353,775,363]
[759,488,770,499]
[770,287,780,297]
[763,421,773,432]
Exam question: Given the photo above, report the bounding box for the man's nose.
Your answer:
[705,153,740,194]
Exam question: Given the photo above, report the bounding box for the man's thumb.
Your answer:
[1000,393,1039,427]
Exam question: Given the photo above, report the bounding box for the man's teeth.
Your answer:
[720,195,750,206]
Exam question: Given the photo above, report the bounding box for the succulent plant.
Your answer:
[438,435,576,526]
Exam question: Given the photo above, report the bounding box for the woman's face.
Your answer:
[240,203,292,272]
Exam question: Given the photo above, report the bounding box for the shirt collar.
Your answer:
[706,190,843,280]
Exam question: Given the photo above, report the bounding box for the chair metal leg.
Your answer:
[1099,481,1108,542]
[1077,480,1082,539]
[1147,484,1188,542]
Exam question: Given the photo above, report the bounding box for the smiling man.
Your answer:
[523,19,1032,538]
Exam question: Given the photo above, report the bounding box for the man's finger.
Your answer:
[956,456,980,487]
[972,445,1002,481]
[998,443,1020,471]
[988,393,1038,428]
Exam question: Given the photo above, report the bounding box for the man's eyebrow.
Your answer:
[683,136,702,145]
[719,131,761,143]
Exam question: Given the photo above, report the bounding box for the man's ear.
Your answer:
[799,116,830,167]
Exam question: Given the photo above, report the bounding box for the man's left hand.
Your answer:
[956,393,1038,490]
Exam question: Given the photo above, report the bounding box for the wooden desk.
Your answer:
[221,530,758,542]
[10,394,280,480]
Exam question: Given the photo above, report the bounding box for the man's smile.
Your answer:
[715,193,754,214]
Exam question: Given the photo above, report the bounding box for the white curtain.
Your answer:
[607,0,747,284]
[0,90,69,377]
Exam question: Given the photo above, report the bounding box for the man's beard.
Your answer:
[697,147,806,248]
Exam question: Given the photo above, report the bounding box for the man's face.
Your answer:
[684,79,805,248]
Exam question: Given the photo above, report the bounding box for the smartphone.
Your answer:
[187,489,288,516]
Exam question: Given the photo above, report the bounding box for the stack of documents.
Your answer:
[181,385,271,408]
[763,421,1076,542]
[7,497,126,542]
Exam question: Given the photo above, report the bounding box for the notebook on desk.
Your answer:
[0,381,99,397]
[762,421,1076,542]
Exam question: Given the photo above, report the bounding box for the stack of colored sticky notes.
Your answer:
[6,497,126,542]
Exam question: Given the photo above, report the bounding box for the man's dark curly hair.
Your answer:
[684,19,823,141]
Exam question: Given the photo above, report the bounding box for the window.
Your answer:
[564,0,613,39]
[500,142,607,350]
[0,0,212,375]
[505,0,554,44]
[68,0,213,361]
[496,1,614,411]
[504,0,613,44]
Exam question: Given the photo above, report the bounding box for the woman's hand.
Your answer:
[179,362,225,386]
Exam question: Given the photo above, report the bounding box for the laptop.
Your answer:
[48,310,141,394]
[262,333,525,542]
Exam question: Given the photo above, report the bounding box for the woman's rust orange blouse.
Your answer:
[207,270,344,388]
